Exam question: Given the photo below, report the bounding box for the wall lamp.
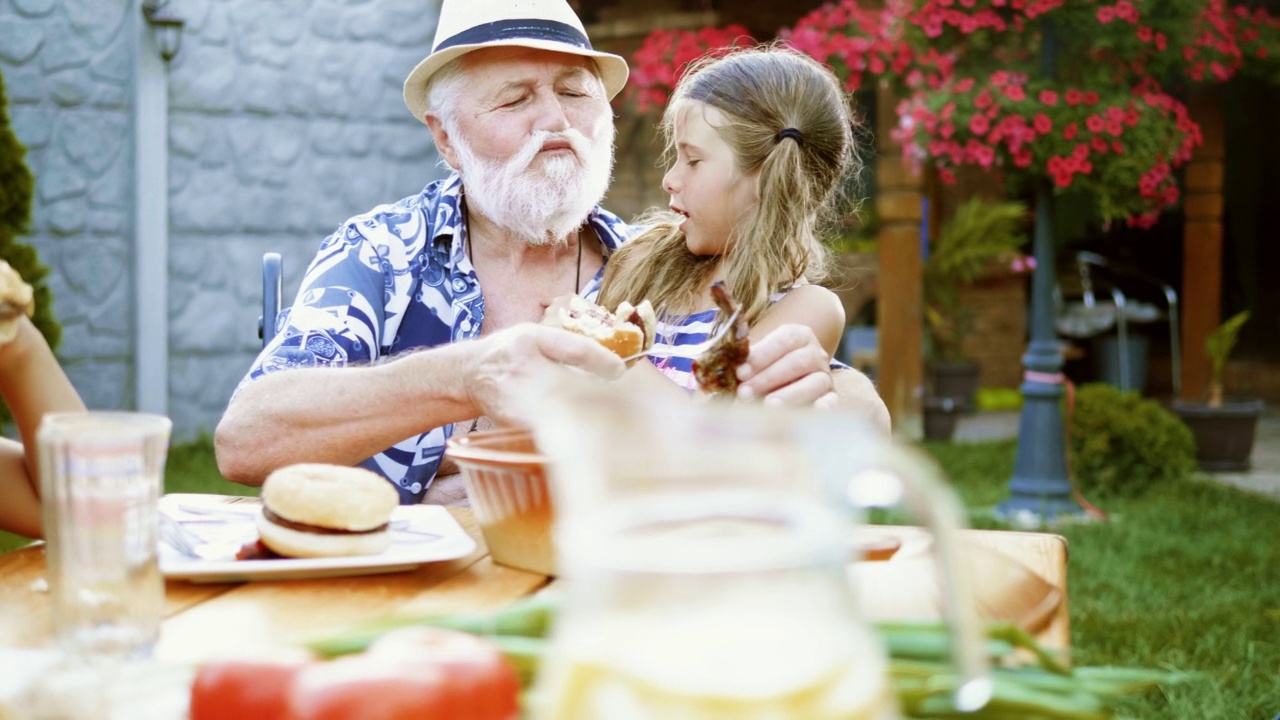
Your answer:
[142,0,185,62]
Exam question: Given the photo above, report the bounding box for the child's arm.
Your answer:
[747,284,845,358]
[0,315,86,538]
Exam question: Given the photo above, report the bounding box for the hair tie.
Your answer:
[776,127,803,145]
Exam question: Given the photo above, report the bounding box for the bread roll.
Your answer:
[256,463,399,558]
[0,261,35,344]
[559,296,656,360]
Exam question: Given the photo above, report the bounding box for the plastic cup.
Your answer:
[37,412,171,662]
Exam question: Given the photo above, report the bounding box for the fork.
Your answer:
[618,308,740,364]
[158,512,211,560]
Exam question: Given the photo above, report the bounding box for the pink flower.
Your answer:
[1065,89,1084,106]
[969,113,991,135]
[1033,113,1053,133]
[1039,89,1058,105]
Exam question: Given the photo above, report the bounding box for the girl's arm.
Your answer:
[0,315,87,538]
[747,284,846,358]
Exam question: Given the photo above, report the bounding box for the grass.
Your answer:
[922,438,1280,720]
[4,435,1276,718]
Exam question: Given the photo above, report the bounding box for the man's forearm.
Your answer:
[215,344,475,486]
[832,367,891,435]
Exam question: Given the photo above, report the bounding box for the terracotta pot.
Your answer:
[1173,398,1265,472]
[929,361,981,412]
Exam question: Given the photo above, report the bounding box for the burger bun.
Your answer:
[257,463,399,558]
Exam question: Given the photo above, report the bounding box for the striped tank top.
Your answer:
[647,291,787,392]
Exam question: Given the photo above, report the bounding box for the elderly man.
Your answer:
[216,0,889,504]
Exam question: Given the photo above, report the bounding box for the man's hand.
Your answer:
[735,324,837,408]
[465,323,625,425]
[539,295,578,327]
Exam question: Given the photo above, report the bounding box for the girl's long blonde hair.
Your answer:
[598,45,862,327]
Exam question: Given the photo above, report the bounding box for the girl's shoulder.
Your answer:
[771,282,841,311]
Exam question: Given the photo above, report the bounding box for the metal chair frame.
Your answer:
[1073,251,1181,396]
[257,253,282,350]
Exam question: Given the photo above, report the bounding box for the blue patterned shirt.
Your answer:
[236,174,635,503]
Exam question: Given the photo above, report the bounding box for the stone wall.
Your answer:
[1,0,444,439]
[2,0,138,413]
[164,0,443,437]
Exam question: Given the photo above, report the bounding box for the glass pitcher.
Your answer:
[520,371,991,719]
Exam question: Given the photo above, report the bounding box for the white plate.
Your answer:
[158,494,477,583]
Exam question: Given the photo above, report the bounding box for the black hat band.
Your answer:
[435,18,594,53]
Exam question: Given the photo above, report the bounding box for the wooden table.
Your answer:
[0,508,1068,663]
[0,509,549,664]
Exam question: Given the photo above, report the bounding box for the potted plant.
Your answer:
[1173,311,1266,471]
[923,198,1030,413]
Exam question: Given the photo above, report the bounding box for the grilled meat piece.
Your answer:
[692,281,749,394]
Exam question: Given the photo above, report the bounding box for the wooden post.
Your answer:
[874,86,925,438]
[1181,86,1225,402]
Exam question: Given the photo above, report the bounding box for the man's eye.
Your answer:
[501,96,527,108]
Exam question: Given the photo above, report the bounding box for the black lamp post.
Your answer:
[997,20,1085,523]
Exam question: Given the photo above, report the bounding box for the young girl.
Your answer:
[597,46,861,392]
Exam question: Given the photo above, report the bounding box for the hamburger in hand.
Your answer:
[256,464,399,558]
[558,296,656,361]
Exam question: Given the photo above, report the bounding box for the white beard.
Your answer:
[451,119,615,246]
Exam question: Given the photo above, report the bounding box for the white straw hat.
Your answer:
[403,0,630,125]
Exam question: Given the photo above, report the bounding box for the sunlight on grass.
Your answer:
[923,438,1280,720]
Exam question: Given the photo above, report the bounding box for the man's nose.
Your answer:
[531,91,571,133]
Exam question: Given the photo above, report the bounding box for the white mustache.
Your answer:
[511,129,590,172]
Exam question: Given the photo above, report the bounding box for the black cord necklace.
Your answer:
[463,208,583,294]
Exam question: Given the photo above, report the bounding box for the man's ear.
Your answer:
[425,113,460,170]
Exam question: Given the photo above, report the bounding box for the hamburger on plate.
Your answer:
[256,464,399,558]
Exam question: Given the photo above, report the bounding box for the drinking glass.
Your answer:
[37,411,171,662]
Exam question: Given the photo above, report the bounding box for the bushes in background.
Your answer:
[0,69,59,351]
[1070,383,1196,498]
[0,69,61,426]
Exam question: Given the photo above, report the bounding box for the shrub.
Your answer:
[1070,383,1196,498]
[0,69,61,425]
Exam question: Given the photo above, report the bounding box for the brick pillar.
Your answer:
[874,86,925,438]
[1181,86,1225,402]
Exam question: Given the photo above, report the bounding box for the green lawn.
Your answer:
[4,435,1276,718]
[924,438,1280,720]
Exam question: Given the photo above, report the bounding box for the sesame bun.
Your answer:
[256,464,399,558]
